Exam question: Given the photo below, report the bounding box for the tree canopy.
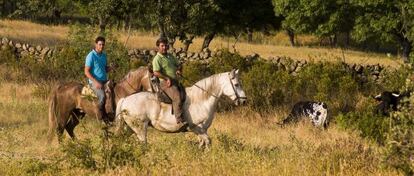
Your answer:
[1,0,413,61]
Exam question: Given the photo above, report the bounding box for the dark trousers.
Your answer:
[160,80,186,121]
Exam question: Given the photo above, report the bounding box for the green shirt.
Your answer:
[152,52,179,80]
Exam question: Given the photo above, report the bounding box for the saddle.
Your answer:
[148,65,187,105]
[149,75,173,104]
[81,84,98,100]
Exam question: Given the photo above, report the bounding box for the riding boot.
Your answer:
[100,107,110,125]
[174,101,186,125]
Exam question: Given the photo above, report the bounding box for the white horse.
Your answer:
[115,69,247,148]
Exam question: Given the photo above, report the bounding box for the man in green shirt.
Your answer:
[152,37,186,124]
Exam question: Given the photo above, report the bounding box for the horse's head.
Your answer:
[223,69,247,106]
[104,80,116,121]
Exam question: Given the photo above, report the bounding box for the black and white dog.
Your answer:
[279,101,328,128]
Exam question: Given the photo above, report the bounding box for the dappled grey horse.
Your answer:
[115,69,247,148]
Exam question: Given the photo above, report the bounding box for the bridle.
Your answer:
[228,75,247,102]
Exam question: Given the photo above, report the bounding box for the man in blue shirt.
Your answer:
[84,36,111,121]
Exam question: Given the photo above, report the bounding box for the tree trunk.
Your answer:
[157,0,166,38]
[124,15,131,31]
[330,34,337,47]
[247,28,253,43]
[345,31,350,48]
[183,35,195,52]
[201,32,216,51]
[3,1,16,16]
[169,37,176,49]
[98,16,107,35]
[396,33,412,63]
[286,28,295,46]
[401,38,412,63]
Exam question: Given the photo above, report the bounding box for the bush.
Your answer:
[383,78,414,175]
[241,61,293,111]
[53,24,130,81]
[240,59,361,114]
[0,24,131,83]
[294,62,360,114]
[61,139,97,169]
[60,134,147,171]
[0,46,17,65]
[209,49,255,74]
[378,66,412,91]
[181,61,211,87]
[336,101,389,143]
[99,135,146,170]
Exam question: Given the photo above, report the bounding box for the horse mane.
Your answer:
[118,66,147,83]
[186,72,227,102]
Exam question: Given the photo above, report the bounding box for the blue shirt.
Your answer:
[85,49,107,84]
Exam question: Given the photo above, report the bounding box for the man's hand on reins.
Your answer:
[166,78,172,87]
[176,70,182,77]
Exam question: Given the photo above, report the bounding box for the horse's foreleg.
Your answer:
[114,114,126,136]
[124,115,148,143]
[198,134,210,149]
[141,120,149,144]
[190,125,210,149]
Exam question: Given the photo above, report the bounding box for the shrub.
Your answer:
[336,100,389,143]
[0,46,17,65]
[241,60,360,114]
[294,62,360,114]
[61,139,97,169]
[383,78,414,175]
[241,61,293,111]
[378,66,412,91]
[209,49,255,74]
[181,61,211,87]
[60,133,147,171]
[99,135,146,170]
[52,24,130,81]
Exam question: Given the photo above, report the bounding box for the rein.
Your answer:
[125,79,139,93]
[180,75,221,99]
[180,74,246,102]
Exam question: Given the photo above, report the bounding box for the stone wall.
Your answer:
[1,37,58,60]
[1,37,392,82]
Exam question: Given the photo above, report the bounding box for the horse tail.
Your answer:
[47,86,59,143]
[115,98,126,135]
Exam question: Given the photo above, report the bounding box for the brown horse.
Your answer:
[113,66,152,104]
[47,66,152,143]
[47,81,115,142]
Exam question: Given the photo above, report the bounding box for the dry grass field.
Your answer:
[0,19,408,175]
[0,81,401,175]
[0,20,68,45]
[0,19,404,68]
